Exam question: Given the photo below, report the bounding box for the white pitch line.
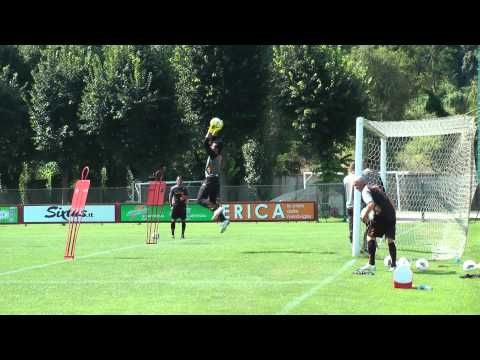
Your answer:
[0,279,321,285]
[0,244,145,277]
[277,259,357,315]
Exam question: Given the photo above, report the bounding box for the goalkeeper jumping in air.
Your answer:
[197,117,230,233]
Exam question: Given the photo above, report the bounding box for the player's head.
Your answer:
[211,140,223,155]
[176,176,183,186]
[353,175,368,191]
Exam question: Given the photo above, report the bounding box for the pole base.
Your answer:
[64,255,74,260]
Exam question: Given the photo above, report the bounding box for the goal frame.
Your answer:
[352,116,477,258]
[132,180,203,204]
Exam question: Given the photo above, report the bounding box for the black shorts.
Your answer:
[197,177,220,204]
[367,217,396,240]
[171,206,187,220]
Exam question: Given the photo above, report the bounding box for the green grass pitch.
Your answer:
[0,221,479,314]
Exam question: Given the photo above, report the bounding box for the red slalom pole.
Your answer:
[152,180,161,243]
[145,202,151,243]
[64,167,90,260]
[145,169,166,244]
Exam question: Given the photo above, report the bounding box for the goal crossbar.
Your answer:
[364,115,475,138]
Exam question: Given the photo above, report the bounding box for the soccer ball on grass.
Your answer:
[462,260,477,272]
[415,258,429,272]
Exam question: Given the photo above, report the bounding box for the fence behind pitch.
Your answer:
[0,183,347,219]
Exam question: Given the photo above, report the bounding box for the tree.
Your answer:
[274,141,306,176]
[397,45,477,118]
[29,45,90,188]
[0,45,32,89]
[349,45,413,121]
[395,136,444,172]
[272,45,368,173]
[80,45,178,186]
[0,66,33,189]
[242,138,265,186]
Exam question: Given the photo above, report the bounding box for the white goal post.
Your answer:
[352,115,477,260]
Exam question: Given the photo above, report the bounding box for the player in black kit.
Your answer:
[169,176,189,239]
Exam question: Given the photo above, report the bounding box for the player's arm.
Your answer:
[362,202,376,222]
[361,187,375,222]
[204,134,216,158]
[208,119,223,136]
[169,187,174,206]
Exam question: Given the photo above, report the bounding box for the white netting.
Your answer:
[132,181,203,204]
[360,115,477,260]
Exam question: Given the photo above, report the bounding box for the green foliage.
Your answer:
[274,141,306,176]
[404,93,437,120]
[80,45,179,185]
[36,161,60,189]
[395,136,444,172]
[100,166,108,188]
[241,138,264,186]
[272,45,368,163]
[310,143,354,182]
[349,46,413,121]
[0,45,32,89]
[29,45,90,186]
[0,44,477,187]
[0,66,33,189]
[172,45,271,184]
[398,45,478,119]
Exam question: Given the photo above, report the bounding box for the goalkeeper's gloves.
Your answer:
[208,124,223,136]
[211,127,221,136]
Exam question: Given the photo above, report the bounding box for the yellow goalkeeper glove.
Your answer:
[208,124,223,136]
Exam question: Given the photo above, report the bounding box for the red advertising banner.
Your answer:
[222,201,317,222]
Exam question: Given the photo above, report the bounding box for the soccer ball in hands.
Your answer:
[360,207,374,223]
[209,117,224,135]
[415,258,429,271]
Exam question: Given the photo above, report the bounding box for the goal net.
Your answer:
[132,180,203,204]
[352,115,477,260]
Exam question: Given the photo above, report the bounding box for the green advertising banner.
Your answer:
[0,206,18,224]
[120,204,213,223]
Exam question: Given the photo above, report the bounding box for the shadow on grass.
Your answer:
[242,250,336,255]
[414,270,457,275]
